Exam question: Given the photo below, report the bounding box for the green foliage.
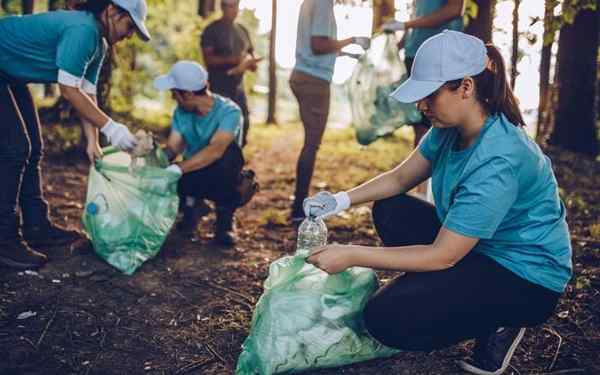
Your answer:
[543,0,597,46]
[463,0,478,27]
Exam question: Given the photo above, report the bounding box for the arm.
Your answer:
[176,130,235,174]
[405,0,465,29]
[311,36,354,55]
[59,84,110,129]
[165,130,186,161]
[82,93,102,162]
[307,227,479,273]
[347,148,431,206]
[202,46,243,67]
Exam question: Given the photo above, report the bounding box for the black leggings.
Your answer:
[364,194,561,351]
[0,81,49,239]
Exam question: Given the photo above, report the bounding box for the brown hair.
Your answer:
[445,44,526,128]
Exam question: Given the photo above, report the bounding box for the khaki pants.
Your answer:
[289,70,331,216]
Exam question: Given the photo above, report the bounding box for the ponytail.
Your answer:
[474,45,525,127]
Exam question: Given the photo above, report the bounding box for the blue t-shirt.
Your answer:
[0,10,105,87]
[418,113,572,292]
[172,95,242,159]
[405,0,464,58]
[293,0,337,82]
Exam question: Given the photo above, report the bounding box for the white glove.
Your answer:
[303,191,351,219]
[382,20,405,32]
[100,119,137,151]
[165,164,183,176]
[352,36,371,50]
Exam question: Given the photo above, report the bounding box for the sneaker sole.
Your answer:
[458,328,526,375]
[0,255,46,270]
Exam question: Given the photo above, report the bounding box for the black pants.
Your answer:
[0,81,50,239]
[363,194,561,351]
[212,86,250,148]
[178,142,244,207]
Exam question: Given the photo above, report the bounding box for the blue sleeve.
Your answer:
[56,25,100,78]
[217,105,242,135]
[417,127,440,161]
[444,157,518,239]
[311,0,335,37]
[83,40,106,85]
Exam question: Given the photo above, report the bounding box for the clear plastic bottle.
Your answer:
[86,194,109,216]
[296,216,328,255]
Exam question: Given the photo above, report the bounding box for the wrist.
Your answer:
[333,191,351,211]
[100,118,115,135]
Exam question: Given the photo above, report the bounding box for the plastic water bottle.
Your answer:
[86,194,109,216]
[296,216,327,255]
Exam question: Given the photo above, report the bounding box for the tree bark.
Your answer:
[266,0,277,124]
[372,0,395,33]
[21,0,33,13]
[510,0,520,89]
[198,0,216,18]
[536,0,558,142]
[549,4,599,157]
[464,0,495,43]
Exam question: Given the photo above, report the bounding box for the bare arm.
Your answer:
[405,0,465,29]
[165,130,187,161]
[311,36,354,55]
[59,84,109,129]
[82,93,99,141]
[176,130,235,174]
[346,148,432,206]
[308,227,479,273]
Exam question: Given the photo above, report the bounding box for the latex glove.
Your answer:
[165,164,183,176]
[352,36,371,50]
[303,191,351,219]
[382,20,405,33]
[100,119,137,151]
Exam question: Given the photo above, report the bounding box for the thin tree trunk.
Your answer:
[464,0,496,42]
[510,0,520,89]
[536,0,557,142]
[266,0,277,124]
[21,0,33,13]
[198,0,216,17]
[372,0,395,33]
[549,4,599,156]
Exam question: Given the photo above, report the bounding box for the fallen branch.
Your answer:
[174,356,216,375]
[36,301,59,349]
[542,369,586,375]
[205,342,227,365]
[187,280,255,310]
[543,327,563,371]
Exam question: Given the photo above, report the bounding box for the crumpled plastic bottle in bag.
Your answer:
[347,33,423,145]
[235,216,399,374]
[82,144,179,275]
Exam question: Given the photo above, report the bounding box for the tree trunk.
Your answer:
[510,0,520,89]
[21,0,33,13]
[536,0,558,142]
[464,0,495,42]
[549,4,599,157]
[372,0,395,33]
[198,0,216,17]
[266,0,277,124]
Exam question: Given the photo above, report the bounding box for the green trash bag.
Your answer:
[236,218,398,374]
[347,33,423,145]
[82,146,180,275]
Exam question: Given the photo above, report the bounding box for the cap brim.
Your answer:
[390,78,445,103]
[131,16,151,41]
[153,75,175,91]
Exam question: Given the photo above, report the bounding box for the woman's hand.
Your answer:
[86,140,103,163]
[306,244,359,274]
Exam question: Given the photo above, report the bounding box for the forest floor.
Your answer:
[0,123,598,375]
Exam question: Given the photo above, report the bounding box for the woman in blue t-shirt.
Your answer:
[304,30,571,375]
[0,0,150,270]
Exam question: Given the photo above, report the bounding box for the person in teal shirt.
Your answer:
[0,0,151,270]
[304,31,571,375]
[383,0,464,195]
[155,61,256,247]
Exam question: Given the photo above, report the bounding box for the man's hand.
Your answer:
[100,120,137,151]
[227,54,264,76]
[352,36,371,50]
[382,20,405,33]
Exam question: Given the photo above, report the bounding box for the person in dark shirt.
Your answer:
[200,0,262,148]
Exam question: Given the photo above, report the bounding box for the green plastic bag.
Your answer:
[347,34,423,145]
[82,146,180,275]
[236,218,398,374]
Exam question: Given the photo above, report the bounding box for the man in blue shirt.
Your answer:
[154,61,256,246]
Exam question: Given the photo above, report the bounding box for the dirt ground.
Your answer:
[1,124,599,375]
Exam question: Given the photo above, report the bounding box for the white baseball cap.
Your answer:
[391,30,488,103]
[112,0,151,41]
[153,61,209,92]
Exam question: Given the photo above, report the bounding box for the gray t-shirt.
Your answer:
[201,19,253,97]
